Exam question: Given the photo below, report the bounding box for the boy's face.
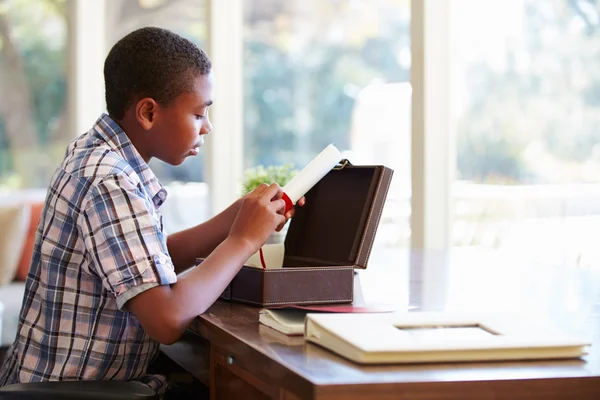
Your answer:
[149,71,214,166]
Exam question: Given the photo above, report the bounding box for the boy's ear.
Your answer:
[135,98,158,130]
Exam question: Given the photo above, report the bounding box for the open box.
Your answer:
[197,160,393,307]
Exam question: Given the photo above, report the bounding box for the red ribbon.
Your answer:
[282,192,294,213]
[259,247,267,269]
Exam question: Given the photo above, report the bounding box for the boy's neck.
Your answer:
[113,114,153,164]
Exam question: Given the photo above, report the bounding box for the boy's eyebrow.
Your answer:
[204,100,213,107]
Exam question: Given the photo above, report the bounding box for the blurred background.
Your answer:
[2,0,600,270]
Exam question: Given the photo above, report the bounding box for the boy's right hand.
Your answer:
[228,183,287,254]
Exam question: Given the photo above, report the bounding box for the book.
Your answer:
[259,309,307,336]
[304,312,590,364]
[259,305,399,336]
[259,324,306,346]
[266,304,401,313]
[258,304,404,335]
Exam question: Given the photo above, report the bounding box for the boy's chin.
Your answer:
[170,157,188,166]
[156,155,186,166]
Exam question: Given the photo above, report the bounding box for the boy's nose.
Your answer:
[201,119,213,135]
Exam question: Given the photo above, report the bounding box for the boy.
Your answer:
[0,27,301,396]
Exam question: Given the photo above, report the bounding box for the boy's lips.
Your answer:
[189,137,204,156]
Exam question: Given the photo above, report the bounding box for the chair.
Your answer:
[0,380,158,399]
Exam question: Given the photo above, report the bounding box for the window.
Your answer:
[0,0,68,189]
[452,0,600,265]
[105,0,208,185]
[105,0,210,232]
[243,0,412,266]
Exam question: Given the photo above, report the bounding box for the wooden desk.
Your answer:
[162,249,600,399]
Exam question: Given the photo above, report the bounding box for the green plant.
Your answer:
[241,164,298,195]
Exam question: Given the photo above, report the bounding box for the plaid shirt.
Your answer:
[0,114,177,393]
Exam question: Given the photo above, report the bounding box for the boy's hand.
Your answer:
[229,183,287,253]
[233,191,306,233]
[275,196,305,232]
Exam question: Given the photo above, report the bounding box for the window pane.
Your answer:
[0,0,68,189]
[105,0,209,231]
[452,0,600,265]
[106,0,208,185]
[243,0,411,278]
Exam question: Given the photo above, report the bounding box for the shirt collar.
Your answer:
[92,113,168,208]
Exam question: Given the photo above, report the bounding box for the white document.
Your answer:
[283,144,341,205]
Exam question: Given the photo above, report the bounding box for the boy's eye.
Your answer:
[195,115,204,120]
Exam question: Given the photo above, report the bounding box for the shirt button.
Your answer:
[155,254,167,265]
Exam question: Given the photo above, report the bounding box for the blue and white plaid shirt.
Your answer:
[0,114,177,393]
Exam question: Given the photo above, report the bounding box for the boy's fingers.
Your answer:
[275,213,286,227]
[261,183,283,201]
[271,190,283,201]
[253,183,269,195]
[269,199,286,213]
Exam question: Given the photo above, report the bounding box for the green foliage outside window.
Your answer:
[240,164,297,196]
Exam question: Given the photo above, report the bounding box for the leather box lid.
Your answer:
[283,163,393,270]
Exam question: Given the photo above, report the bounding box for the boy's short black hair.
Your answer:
[104,27,212,119]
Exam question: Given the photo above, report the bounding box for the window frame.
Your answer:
[69,0,107,136]
[410,0,454,250]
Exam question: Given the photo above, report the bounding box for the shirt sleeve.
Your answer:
[80,174,177,310]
